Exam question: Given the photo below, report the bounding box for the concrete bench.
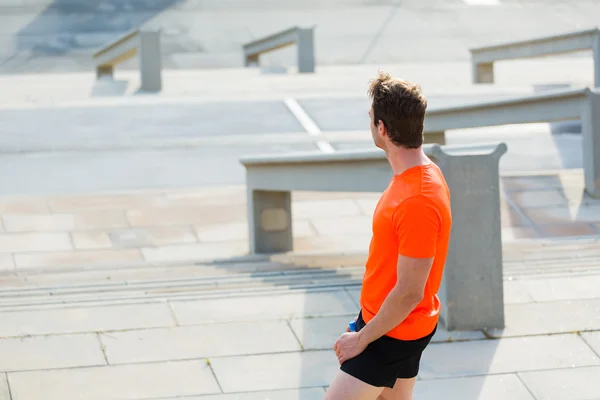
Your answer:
[243,26,315,73]
[93,28,162,91]
[240,142,508,331]
[425,87,600,197]
[470,28,600,85]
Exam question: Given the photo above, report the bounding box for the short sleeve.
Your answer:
[393,196,440,258]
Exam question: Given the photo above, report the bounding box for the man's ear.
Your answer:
[377,120,387,136]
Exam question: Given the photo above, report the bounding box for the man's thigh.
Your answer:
[324,370,383,400]
[378,377,417,400]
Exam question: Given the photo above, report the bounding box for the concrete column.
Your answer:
[473,61,494,84]
[424,131,446,145]
[96,65,114,79]
[296,27,315,73]
[248,190,293,253]
[582,90,600,198]
[430,142,508,331]
[139,30,162,92]
[593,32,600,88]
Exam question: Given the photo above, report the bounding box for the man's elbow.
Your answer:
[395,286,424,306]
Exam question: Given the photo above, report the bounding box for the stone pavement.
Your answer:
[2,0,600,74]
[1,169,600,399]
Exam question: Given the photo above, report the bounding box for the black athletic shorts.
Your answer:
[340,310,437,388]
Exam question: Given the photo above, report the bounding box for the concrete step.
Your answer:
[0,266,364,310]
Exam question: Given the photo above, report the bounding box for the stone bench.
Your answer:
[470,28,600,85]
[243,26,315,73]
[93,28,162,91]
[425,87,600,197]
[240,142,508,331]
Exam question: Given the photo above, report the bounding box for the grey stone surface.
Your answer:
[419,334,600,379]
[346,288,360,308]
[100,321,301,364]
[517,275,600,302]
[210,350,338,393]
[486,298,600,338]
[0,374,9,400]
[431,326,487,343]
[157,388,327,400]
[519,366,600,400]
[7,360,220,400]
[581,331,600,357]
[3,0,600,73]
[0,101,304,151]
[0,303,175,337]
[415,374,535,400]
[170,290,358,325]
[0,333,105,372]
[289,316,351,350]
[503,280,535,304]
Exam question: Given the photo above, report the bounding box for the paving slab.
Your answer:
[14,248,143,269]
[0,333,105,373]
[289,316,351,351]
[195,220,316,243]
[415,374,535,400]
[171,290,358,325]
[0,303,175,337]
[419,334,599,379]
[503,280,535,304]
[141,241,249,263]
[310,216,372,236]
[519,366,600,400]
[100,321,301,364]
[486,299,600,338]
[517,275,600,302]
[2,211,128,232]
[7,360,220,400]
[154,388,327,400]
[581,331,600,357]
[210,350,338,393]
[0,374,9,400]
[0,254,13,271]
[291,200,363,219]
[0,232,72,253]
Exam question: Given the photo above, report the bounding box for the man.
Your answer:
[324,72,452,400]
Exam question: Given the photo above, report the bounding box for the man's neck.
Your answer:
[385,145,430,176]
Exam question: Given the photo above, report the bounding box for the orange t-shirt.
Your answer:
[359,162,452,341]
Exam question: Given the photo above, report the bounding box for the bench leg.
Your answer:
[96,65,114,80]
[473,61,494,84]
[139,30,162,92]
[297,28,315,73]
[431,143,507,331]
[248,189,293,254]
[582,91,600,198]
[424,131,445,145]
[245,54,260,68]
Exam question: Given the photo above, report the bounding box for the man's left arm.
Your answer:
[334,197,440,364]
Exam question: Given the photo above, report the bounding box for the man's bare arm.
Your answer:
[356,254,434,345]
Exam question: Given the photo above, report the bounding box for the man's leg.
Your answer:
[377,377,416,400]
[324,370,384,400]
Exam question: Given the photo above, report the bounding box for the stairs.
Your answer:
[2,236,600,312]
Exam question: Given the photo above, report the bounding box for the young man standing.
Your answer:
[324,72,453,400]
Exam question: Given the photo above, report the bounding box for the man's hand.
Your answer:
[333,332,368,365]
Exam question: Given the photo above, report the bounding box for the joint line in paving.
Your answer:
[515,371,539,399]
[283,97,335,153]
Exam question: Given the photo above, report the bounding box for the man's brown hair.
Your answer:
[368,71,428,149]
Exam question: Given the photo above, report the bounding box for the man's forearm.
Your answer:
[357,287,422,345]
